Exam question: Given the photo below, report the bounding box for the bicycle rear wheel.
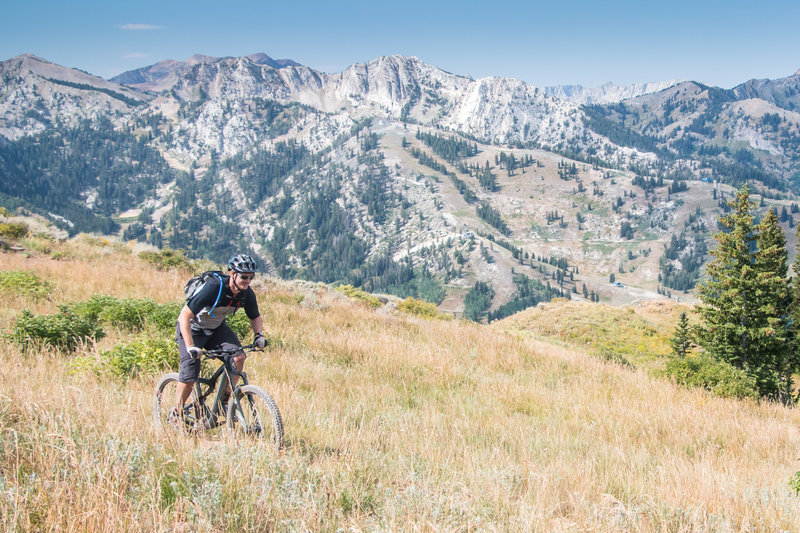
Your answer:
[153,373,201,433]
[227,385,284,450]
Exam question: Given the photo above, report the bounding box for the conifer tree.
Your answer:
[787,223,800,400]
[753,208,793,399]
[696,187,794,400]
[696,186,758,370]
[670,312,693,358]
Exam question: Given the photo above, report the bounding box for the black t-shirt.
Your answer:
[187,274,259,330]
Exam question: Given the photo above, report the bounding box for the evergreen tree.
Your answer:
[696,186,758,370]
[753,208,793,399]
[463,281,494,322]
[786,223,800,401]
[669,312,693,358]
[695,187,794,400]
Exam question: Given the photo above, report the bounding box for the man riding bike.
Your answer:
[171,253,267,424]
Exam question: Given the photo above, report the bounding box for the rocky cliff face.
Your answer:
[4,52,799,175]
[0,54,149,140]
[108,54,595,156]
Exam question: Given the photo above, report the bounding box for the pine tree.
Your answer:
[787,223,800,401]
[696,187,794,400]
[696,186,758,370]
[753,208,793,399]
[670,312,692,358]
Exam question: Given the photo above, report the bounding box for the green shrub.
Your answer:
[66,295,181,333]
[65,295,118,323]
[0,207,10,217]
[139,248,192,271]
[13,307,105,352]
[227,311,253,340]
[103,338,179,378]
[336,285,383,308]
[98,297,159,332]
[146,301,183,332]
[19,235,54,254]
[0,270,54,299]
[50,250,72,261]
[663,353,759,400]
[73,337,179,379]
[0,222,28,240]
[791,471,800,496]
[397,297,451,320]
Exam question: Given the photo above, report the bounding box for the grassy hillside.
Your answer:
[496,299,693,367]
[1,236,800,531]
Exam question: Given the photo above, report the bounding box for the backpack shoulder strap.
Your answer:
[208,272,224,317]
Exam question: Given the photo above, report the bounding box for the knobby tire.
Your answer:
[227,384,284,450]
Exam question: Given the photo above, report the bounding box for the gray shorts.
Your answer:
[176,322,244,383]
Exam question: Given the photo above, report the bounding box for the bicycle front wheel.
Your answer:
[226,385,284,450]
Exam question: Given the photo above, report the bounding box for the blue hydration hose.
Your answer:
[209,273,223,317]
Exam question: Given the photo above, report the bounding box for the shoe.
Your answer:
[167,405,197,433]
[166,406,183,432]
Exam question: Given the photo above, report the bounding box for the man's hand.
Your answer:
[187,346,202,358]
[254,332,267,349]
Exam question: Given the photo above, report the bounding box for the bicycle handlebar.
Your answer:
[200,343,263,359]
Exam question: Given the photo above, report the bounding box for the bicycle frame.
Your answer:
[191,346,254,429]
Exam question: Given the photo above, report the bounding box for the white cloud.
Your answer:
[119,24,164,30]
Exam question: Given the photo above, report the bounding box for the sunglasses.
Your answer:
[237,274,255,281]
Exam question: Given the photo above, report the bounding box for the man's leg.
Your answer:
[176,381,195,408]
[175,324,208,411]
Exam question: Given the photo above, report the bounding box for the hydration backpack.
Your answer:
[184,271,225,316]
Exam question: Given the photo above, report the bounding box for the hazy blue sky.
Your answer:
[2,0,798,88]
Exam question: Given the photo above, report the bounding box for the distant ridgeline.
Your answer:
[582,85,800,194]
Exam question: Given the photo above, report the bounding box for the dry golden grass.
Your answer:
[496,298,695,366]
[2,242,800,531]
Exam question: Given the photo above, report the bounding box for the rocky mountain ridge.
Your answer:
[0,54,149,140]
[110,52,302,92]
[544,80,684,105]
[3,52,800,313]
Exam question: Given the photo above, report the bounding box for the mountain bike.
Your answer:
[153,343,284,450]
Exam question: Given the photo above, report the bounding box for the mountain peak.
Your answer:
[244,52,301,68]
[111,52,303,90]
[13,53,46,61]
[186,54,219,66]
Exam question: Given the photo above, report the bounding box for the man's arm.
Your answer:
[251,315,266,348]
[250,315,263,337]
[178,305,197,349]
